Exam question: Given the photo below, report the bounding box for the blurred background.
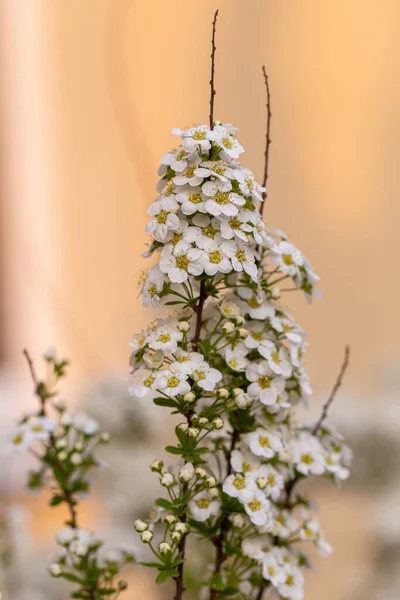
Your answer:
[0,0,399,598]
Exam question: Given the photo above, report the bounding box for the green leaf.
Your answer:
[165,445,183,455]
[153,397,179,408]
[155,498,174,511]
[140,561,164,569]
[155,570,172,585]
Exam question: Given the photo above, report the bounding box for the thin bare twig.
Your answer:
[312,345,351,435]
[260,65,271,214]
[209,9,219,130]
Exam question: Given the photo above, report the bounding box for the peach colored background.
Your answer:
[0,1,399,598]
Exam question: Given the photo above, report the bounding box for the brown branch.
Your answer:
[256,583,269,600]
[260,66,271,215]
[192,279,207,351]
[209,9,219,130]
[23,348,78,529]
[174,527,187,600]
[312,345,350,435]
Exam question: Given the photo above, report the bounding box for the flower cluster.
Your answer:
[130,123,351,600]
[11,351,132,599]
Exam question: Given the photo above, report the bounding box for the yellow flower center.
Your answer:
[167,377,180,388]
[171,233,183,246]
[301,453,314,465]
[229,217,241,230]
[32,424,44,432]
[252,331,263,341]
[248,298,260,309]
[222,137,234,149]
[209,250,222,264]
[196,498,210,509]
[195,370,206,381]
[271,351,280,363]
[192,130,206,140]
[258,376,271,389]
[286,575,294,586]
[156,210,168,224]
[214,191,229,205]
[203,225,218,238]
[176,149,186,160]
[243,461,252,472]
[158,334,171,344]
[176,255,190,270]
[258,436,270,447]
[248,500,261,512]
[283,254,293,266]
[143,377,154,387]
[235,249,246,263]
[13,433,24,445]
[233,477,246,490]
[148,284,157,297]
[185,167,196,178]
[189,193,202,204]
[267,473,276,485]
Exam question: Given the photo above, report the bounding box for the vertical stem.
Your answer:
[209,10,219,129]
[260,65,271,215]
[192,279,207,350]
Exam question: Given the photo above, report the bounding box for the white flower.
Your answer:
[249,464,284,501]
[261,549,287,587]
[244,491,270,526]
[244,428,284,459]
[129,367,157,398]
[139,265,165,308]
[219,213,252,242]
[219,299,242,319]
[259,344,293,378]
[230,449,260,474]
[70,452,83,466]
[141,530,154,543]
[225,346,248,372]
[291,433,326,476]
[202,180,245,217]
[27,416,55,441]
[223,473,255,503]
[8,424,33,452]
[271,509,299,539]
[49,563,62,577]
[159,243,204,283]
[159,542,171,554]
[134,519,148,532]
[160,147,190,173]
[270,240,304,278]
[245,361,286,406]
[199,239,232,276]
[146,196,180,242]
[146,324,183,353]
[235,168,265,202]
[56,528,76,546]
[189,491,220,522]
[208,124,244,159]
[173,124,211,153]
[128,330,147,352]
[277,565,305,600]
[155,369,191,397]
[190,361,222,392]
[173,157,203,186]
[175,186,206,215]
[222,240,258,281]
[194,160,236,182]
[191,214,222,247]
[237,288,275,320]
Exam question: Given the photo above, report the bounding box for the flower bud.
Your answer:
[141,530,153,543]
[256,477,267,490]
[178,423,189,433]
[100,432,110,443]
[171,531,182,542]
[206,476,216,488]
[178,321,190,332]
[58,451,67,461]
[70,452,82,466]
[150,459,164,472]
[217,388,229,398]
[231,514,245,528]
[161,473,174,487]
[212,418,224,430]
[222,322,235,334]
[188,427,199,438]
[55,439,67,450]
[195,467,207,479]
[174,522,188,534]
[209,487,219,498]
[118,581,128,591]
[233,388,244,397]
[53,400,66,413]
[74,442,84,452]
[48,563,62,577]
[61,415,71,427]
[134,519,148,532]
[179,462,194,482]
[235,316,245,325]
[235,393,251,409]
[271,286,281,300]
[198,417,208,427]
[184,392,196,403]
[238,328,248,339]
[159,542,171,554]
[164,514,177,525]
